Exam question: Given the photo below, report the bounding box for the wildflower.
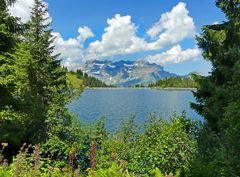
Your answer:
[1,143,8,151]
[0,155,3,165]
[1,143,8,148]
[70,145,77,167]
[90,141,96,175]
[33,144,40,167]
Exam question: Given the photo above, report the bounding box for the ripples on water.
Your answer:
[67,88,202,131]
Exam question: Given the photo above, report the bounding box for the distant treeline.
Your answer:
[148,76,198,88]
[69,70,114,88]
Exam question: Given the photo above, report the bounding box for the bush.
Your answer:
[93,113,197,176]
[128,114,197,176]
[0,114,198,176]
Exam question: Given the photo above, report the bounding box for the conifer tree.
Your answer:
[0,0,18,107]
[191,0,240,175]
[0,0,79,158]
[24,0,72,142]
[0,0,27,157]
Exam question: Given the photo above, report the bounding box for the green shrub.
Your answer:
[128,113,197,176]
[88,162,134,177]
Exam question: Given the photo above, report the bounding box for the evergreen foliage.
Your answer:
[70,69,113,88]
[0,0,79,159]
[0,0,26,158]
[191,0,240,176]
[149,76,198,88]
[0,0,17,107]
[22,0,80,145]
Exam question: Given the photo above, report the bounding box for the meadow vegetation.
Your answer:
[0,113,198,177]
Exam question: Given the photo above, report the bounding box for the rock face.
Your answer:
[80,60,178,87]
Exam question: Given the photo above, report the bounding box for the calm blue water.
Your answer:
[68,88,202,131]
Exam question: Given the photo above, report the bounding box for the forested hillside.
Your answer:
[67,69,112,89]
[73,69,113,88]
[148,76,198,88]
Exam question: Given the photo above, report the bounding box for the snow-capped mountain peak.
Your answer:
[80,60,178,87]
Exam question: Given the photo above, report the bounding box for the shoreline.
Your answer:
[151,87,197,91]
[84,87,197,91]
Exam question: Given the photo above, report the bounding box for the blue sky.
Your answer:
[47,0,224,39]
[10,0,225,75]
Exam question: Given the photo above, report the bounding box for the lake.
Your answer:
[68,88,202,131]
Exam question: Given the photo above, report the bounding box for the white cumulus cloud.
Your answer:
[9,1,200,69]
[8,0,51,23]
[9,0,94,70]
[52,27,94,70]
[144,45,201,65]
[86,14,147,60]
[146,2,196,49]
[86,3,196,60]
[8,0,34,23]
[77,26,95,43]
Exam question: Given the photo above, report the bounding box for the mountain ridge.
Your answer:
[79,60,178,87]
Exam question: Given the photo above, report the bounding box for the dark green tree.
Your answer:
[0,0,18,107]
[76,69,83,78]
[149,76,198,88]
[73,69,109,87]
[24,0,72,142]
[191,0,240,176]
[1,0,80,158]
[0,0,27,158]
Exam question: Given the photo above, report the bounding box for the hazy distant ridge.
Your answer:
[80,60,178,87]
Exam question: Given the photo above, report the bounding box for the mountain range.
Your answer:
[79,60,179,87]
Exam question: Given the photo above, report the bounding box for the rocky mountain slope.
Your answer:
[80,60,178,87]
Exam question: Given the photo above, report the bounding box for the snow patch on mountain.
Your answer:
[80,60,178,87]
